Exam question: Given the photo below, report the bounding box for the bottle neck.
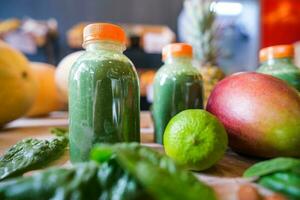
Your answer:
[84,41,126,53]
[262,57,293,65]
[164,56,193,65]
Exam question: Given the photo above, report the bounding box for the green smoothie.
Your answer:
[69,24,140,163]
[257,58,300,91]
[257,45,300,91]
[153,53,203,144]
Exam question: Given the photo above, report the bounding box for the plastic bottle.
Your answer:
[257,45,300,91]
[69,23,140,162]
[153,43,203,144]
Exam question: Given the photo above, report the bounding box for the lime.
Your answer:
[163,109,228,171]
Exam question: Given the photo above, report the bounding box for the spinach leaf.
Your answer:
[0,160,150,200]
[0,128,68,181]
[97,158,153,200]
[0,162,100,200]
[244,157,300,178]
[0,143,215,200]
[244,158,300,199]
[258,172,300,199]
[51,127,69,137]
[91,143,217,200]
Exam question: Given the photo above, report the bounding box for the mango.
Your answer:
[0,41,36,126]
[206,72,300,158]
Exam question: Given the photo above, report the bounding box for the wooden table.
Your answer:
[0,111,272,200]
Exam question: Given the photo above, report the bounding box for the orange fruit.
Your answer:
[26,62,63,117]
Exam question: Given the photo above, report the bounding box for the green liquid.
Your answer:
[257,58,300,91]
[153,61,203,144]
[69,48,140,163]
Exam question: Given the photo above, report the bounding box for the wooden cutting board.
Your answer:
[0,111,273,200]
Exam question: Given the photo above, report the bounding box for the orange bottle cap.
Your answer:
[260,45,294,62]
[83,23,126,46]
[162,43,193,61]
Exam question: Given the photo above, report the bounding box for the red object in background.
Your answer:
[261,0,300,48]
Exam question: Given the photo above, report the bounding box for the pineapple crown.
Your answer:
[184,0,218,66]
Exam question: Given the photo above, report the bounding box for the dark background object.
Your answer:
[0,0,182,63]
[0,0,179,110]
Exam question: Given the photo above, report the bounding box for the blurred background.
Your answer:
[1,0,300,110]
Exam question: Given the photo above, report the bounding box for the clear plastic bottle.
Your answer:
[69,23,140,163]
[257,45,300,91]
[153,43,204,144]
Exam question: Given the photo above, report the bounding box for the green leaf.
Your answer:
[91,143,217,200]
[244,157,300,178]
[50,127,68,138]
[258,172,300,199]
[97,158,151,200]
[0,160,150,200]
[0,162,101,200]
[0,135,68,181]
[0,143,216,200]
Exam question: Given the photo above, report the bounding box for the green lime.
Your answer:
[163,109,228,171]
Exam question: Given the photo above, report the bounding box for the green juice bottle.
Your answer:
[257,45,300,91]
[153,43,204,144]
[69,23,140,163]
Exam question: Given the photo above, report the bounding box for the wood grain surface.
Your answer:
[0,111,273,200]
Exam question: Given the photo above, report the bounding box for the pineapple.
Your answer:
[184,0,225,106]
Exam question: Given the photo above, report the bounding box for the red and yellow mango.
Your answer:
[206,72,300,158]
